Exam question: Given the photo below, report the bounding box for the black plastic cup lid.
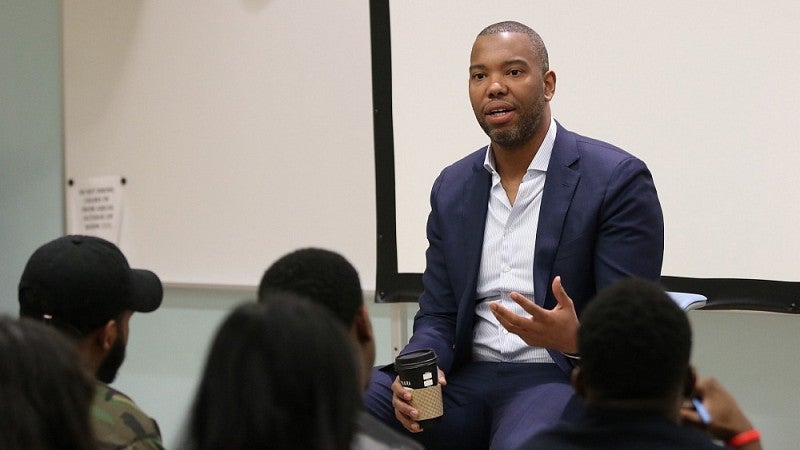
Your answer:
[395,348,437,370]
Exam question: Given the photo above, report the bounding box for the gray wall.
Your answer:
[2,2,798,449]
[0,1,63,314]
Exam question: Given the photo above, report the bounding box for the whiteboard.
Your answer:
[389,0,800,281]
[63,0,376,287]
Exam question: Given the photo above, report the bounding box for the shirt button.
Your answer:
[502,266,511,272]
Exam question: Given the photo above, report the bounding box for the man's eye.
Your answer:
[472,73,486,80]
[509,69,522,76]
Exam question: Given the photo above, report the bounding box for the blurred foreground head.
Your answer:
[575,277,692,408]
[0,316,95,450]
[187,295,361,450]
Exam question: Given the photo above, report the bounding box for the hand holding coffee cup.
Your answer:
[394,349,444,429]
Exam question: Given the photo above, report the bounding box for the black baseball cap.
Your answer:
[18,235,163,335]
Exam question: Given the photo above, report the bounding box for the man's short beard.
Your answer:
[96,336,126,384]
[487,125,537,150]
[476,100,545,151]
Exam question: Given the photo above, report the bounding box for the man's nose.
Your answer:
[487,78,507,97]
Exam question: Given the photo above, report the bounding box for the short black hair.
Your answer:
[258,248,363,327]
[478,21,549,72]
[578,278,692,401]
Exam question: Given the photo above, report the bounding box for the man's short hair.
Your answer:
[257,248,362,327]
[578,277,692,401]
[18,235,163,336]
[478,20,549,72]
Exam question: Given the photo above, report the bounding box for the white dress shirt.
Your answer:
[472,118,557,363]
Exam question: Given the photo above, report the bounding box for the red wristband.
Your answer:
[727,429,761,448]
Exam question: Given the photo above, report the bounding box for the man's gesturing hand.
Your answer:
[489,276,579,353]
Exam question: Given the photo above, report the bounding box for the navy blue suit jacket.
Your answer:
[401,122,664,375]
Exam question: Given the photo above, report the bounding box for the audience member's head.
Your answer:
[18,235,163,383]
[0,316,95,450]
[258,248,375,389]
[574,277,693,417]
[186,296,360,450]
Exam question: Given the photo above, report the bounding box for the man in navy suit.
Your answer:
[364,20,664,449]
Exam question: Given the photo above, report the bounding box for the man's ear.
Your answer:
[683,365,698,398]
[544,70,556,102]
[571,367,587,399]
[96,319,118,352]
[353,305,374,344]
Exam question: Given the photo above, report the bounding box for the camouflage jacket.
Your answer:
[92,381,164,450]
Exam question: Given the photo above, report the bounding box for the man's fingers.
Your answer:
[392,389,422,432]
[489,302,521,329]
[391,376,422,432]
[392,393,417,418]
[391,376,412,400]
[508,291,547,316]
[551,276,575,311]
[393,406,421,432]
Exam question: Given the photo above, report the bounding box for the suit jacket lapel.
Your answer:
[453,152,490,362]
[534,124,580,308]
[461,152,490,302]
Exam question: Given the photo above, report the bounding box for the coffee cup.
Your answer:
[395,348,443,427]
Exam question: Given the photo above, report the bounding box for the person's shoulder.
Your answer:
[555,122,643,166]
[431,146,489,194]
[93,383,154,423]
[523,424,723,450]
[353,411,425,450]
[440,146,487,175]
[667,425,731,449]
[92,382,164,450]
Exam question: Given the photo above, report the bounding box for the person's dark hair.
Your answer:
[258,248,363,327]
[578,278,692,401]
[478,21,549,72]
[186,296,360,450]
[0,316,95,450]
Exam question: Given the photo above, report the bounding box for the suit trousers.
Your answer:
[364,361,583,450]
